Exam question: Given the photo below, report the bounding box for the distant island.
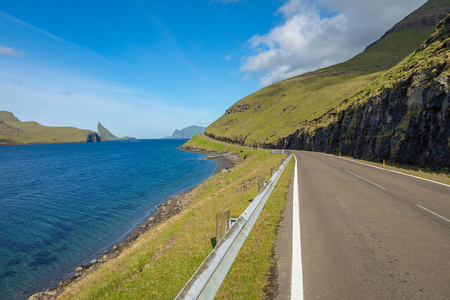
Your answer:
[162,125,205,139]
[0,111,102,145]
[97,122,135,141]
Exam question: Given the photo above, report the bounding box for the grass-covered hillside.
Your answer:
[206,0,450,148]
[97,122,119,141]
[0,111,102,145]
[285,14,450,169]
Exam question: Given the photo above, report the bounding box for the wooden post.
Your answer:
[216,210,230,242]
[383,159,386,167]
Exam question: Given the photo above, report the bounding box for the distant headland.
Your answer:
[162,125,205,139]
[0,111,102,145]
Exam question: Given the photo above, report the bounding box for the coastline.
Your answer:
[29,149,238,300]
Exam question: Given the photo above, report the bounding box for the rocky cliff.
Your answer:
[258,15,450,170]
[85,131,103,143]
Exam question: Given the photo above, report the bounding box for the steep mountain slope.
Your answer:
[97,122,135,141]
[206,0,450,150]
[97,122,119,140]
[0,111,102,144]
[274,15,450,170]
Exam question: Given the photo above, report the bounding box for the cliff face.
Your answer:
[85,132,103,143]
[258,16,450,170]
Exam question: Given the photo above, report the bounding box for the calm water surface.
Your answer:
[0,139,216,299]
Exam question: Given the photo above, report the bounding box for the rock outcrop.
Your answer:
[253,15,450,170]
[85,132,103,143]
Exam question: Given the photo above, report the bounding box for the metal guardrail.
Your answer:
[175,154,293,300]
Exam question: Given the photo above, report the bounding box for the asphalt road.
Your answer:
[276,151,450,299]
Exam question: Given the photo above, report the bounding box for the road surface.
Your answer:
[275,151,450,299]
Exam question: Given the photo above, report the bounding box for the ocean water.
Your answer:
[0,139,217,300]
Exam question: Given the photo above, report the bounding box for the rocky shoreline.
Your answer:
[29,150,238,300]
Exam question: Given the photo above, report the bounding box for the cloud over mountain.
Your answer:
[240,0,426,86]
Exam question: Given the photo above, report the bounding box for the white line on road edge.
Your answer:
[291,155,304,300]
[317,152,450,188]
[417,205,450,224]
[345,170,386,190]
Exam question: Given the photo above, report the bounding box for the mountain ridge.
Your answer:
[205,0,450,169]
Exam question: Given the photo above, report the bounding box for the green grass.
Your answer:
[57,135,293,299]
[205,11,443,147]
[0,111,96,144]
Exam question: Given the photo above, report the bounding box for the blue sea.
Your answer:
[0,139,217,300]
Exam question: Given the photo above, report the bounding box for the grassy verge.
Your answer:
[57,135,293,299]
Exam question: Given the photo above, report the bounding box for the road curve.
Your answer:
[276,151,450,299]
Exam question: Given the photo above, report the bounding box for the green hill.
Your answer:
[97,122,136,141]
[288,15,450,169]
[97,122,119,140]
[0,111,102,145]
[206,0,450,150]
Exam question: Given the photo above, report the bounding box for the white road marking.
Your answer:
[417,205,450,224]
[345,170,386,190]
[291,155,304,300]
[326,160,340,168]
[317,152,450,188]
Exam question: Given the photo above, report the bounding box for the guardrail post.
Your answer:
[216,210,230,242]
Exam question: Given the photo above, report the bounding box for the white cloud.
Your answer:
[240,0,426,86]
[225,54,232,60]
[0,45,24,57]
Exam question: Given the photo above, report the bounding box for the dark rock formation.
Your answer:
[282,74,449,170]
[85,132,103,143]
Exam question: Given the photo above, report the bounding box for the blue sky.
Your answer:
[0,0,426,138]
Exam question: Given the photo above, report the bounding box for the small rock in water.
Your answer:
[75,267,83,272]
